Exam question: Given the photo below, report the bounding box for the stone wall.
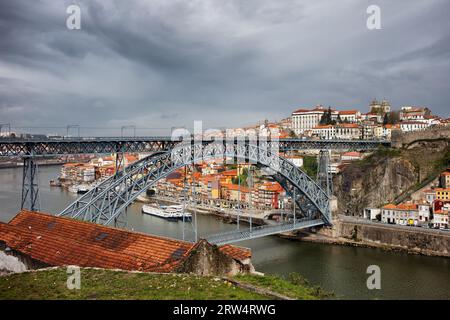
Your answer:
[0,241,50,274]
[336,219,450,257]
[175,240,254,276]
[392,126,450,149]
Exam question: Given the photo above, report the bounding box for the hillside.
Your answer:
[334,140,450,216]
[0,267,330,300]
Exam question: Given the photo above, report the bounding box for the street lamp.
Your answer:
[66,125,80,138]
[121,125,136,137]
[0,123,11,137]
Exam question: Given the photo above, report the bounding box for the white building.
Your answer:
[285,156,304,168]
[334,124,361,139]
[418,204,431,222]
[400,121,429,132]
[424,189,436,204]
[312,124,362,140]
[381,124,398,140]
[341,152,362,162]
[338,110,361,123]
[399,106,431,121]
[291,106,332,135]
[364,208,381,220]
[312,125,335,140]
[381,203,420,226]
[432,211,449,229]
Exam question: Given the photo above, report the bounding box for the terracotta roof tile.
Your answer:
[2,210,251,273]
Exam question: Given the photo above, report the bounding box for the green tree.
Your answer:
[383,113,389,125]
[388,111,400,124]
[303,156,318,179]
[319,107,334,125]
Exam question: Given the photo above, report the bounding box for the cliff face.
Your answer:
[334,141,450,216]
[334,156,417,215]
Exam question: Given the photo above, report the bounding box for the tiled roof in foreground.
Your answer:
[0,210,251,273]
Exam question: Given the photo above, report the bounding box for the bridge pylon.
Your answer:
[317,150,333,197]
[113,145,127,228]
[21,157,40,212]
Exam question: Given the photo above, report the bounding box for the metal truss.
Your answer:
[58,140,332,229]
[0,137,390,157]
[273,173,320,221]
[21,157,40,211]
[0,138,180,157]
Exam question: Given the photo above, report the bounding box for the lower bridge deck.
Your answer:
[203,219,325,245]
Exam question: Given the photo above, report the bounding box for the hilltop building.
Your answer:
[369,98,391,114]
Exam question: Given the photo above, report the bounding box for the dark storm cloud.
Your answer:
[0,0,449,135]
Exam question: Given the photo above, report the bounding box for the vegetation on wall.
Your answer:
[302,156,318,179]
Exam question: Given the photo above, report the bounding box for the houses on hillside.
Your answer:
[289,99,445,140]
[366,170,450,230]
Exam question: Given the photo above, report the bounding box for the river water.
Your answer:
[0,165,449,299]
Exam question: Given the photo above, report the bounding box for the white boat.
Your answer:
[160,205,183,211]
[77,184,91,194]
[142,204,192,221]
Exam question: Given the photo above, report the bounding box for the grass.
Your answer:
[355,146,402,168]
[234,273,333,300]
[0,268,328,300]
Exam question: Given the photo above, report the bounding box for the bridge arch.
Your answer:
[58,140,331,229]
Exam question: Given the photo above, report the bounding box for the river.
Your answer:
[0,165,449,299]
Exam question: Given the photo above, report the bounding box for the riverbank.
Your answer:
[133,194,450,258]
[280,216,450,258]
[0,267,329,300]
[139,195,450,258]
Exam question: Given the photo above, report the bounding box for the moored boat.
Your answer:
[77,184,91,194]
[142,204,192,221]
[142,204,179,221]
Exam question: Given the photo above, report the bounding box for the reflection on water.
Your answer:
[0,165,449,299]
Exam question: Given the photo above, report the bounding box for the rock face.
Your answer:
[334,156,417,216]
[334,140,450,217]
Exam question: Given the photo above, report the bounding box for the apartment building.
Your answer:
[435,188,450,201]
[337,110,361,123]
[400,121,429,132]
[60,163,95,183]
[291,106,335,135]
[381,203,430,226]
[432,211,449,229]
[312,123,361,140]
[399,106,431,121]
[440,172,450,188]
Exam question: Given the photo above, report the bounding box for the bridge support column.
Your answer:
[114,145,127,228]
[317,150,333,197]
[21,157,40,211]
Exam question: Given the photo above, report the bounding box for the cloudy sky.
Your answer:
[1,0,449,135]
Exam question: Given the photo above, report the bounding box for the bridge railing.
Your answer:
[204,218,325,245]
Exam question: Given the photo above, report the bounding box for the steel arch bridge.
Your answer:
[0,136,390,244]
[58,140,332,244]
